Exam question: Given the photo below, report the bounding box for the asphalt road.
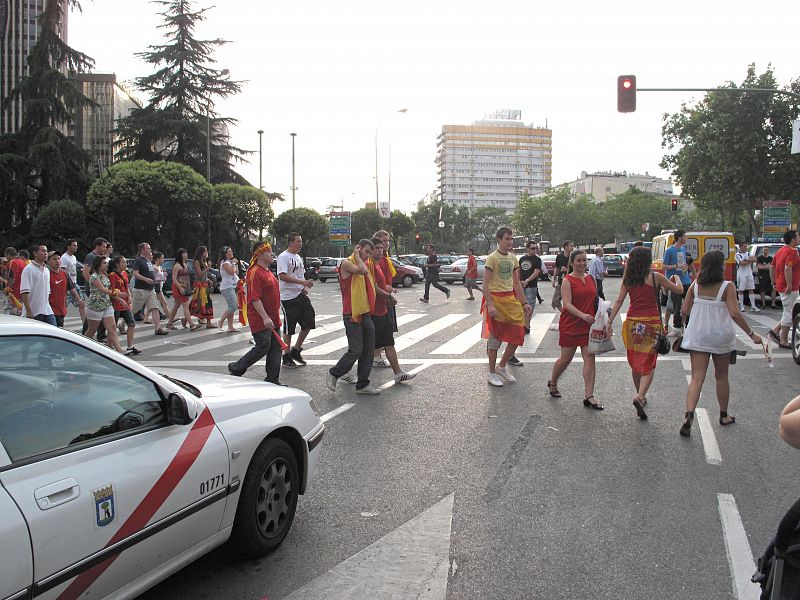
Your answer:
[77,274,799,600]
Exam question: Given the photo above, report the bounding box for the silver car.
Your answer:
[439,257,485,284]
[317,257,346,282]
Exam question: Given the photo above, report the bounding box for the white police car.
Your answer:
[0,314,324,600]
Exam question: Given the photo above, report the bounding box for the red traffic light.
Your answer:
[671,198,679,212]
[415,233,421,243]
[617,75,637,112]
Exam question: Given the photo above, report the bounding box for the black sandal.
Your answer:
[583,395,604,410]
[632,398,648,420]
[547,381,561,398]
[679,411,694,436]
[719,411,736,426]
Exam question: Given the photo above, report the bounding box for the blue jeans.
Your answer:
[229,328,282,383]
[34,314,57,326]
[330,314,375,389]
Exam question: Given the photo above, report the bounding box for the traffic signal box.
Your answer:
[671,198,679,212]
[617,75,636,112]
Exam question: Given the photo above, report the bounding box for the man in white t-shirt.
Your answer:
[277,233,316,368]
[20,243,56,325]
[60,238,85,321]
[735,241,759,312]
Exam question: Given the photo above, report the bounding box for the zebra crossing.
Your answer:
[59,308,792,365]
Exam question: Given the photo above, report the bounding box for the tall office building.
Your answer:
[436,110,552,212]
[71,73,141,169]
[0,0,68,134]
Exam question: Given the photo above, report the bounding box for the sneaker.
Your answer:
[118,323,128,335]
[445,288,451,299]
[739,306,746,312]
[124,347,136,356]
[496,366,517,383]
[750,306,761,313]
[548,323,559,331]
[420,297,429,303]
[666,327,683,339]
[372,358,390,368]
[340,373,357,384]
[507,355,523,367]
[282,353,298,368]
[524,327,530,335]
[394,371,417,383]
[356,386,381,395]
[487,373,504,387]
[126,346,141,356]
[326,372,338,391]
[290,347,307,365]
[227,362,243,377]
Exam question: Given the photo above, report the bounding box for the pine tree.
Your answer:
[0,0,95,235]
[115,0,249,183]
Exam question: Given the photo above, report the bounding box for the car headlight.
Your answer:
[309,397,320,416]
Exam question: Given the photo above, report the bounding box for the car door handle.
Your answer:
[34,478,80,510]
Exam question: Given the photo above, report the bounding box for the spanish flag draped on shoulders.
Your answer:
[340,251,375,323]
[238,242,281,334]
[481,249,525,346]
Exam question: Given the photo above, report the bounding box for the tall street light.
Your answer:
[290,132,297,209]
[206,68,229,250]
[375,108,407,213]
[257,129,264,190]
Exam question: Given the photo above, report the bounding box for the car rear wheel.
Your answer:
[793,311,800,366]
[401,274,414,288]
[231,438,299,557]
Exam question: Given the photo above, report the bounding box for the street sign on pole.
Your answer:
[329,211,352,247]
[762,200,791,241]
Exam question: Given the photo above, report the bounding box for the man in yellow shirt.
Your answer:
[482,227,532,387]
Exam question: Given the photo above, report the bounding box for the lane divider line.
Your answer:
[717,493,760,600]
[695,408,722,465]
[320,403,355,423]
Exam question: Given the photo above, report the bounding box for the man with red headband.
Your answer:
[228,242,283,384]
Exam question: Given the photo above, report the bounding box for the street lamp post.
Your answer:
[375,108,407,212]
[290,132,297,209]
[206,68,229,250]
[257,129,264,190]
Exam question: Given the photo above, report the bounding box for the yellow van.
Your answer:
[651,231,737,280]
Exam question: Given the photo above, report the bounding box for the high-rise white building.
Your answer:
[436,110,552,212]
[0,0,68,134]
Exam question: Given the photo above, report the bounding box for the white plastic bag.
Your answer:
[588,299,616,355]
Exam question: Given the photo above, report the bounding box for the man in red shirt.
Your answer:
[47,251,84,328]
[465,248,480,300]
[228,242,283,383]
[371,229,397,368]
[769,230,800,347]
[7,248,29,316]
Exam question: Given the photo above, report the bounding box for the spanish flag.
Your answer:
[347,253,375,324]
[480,291,525,346]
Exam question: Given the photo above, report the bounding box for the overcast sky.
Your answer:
[70,0,799,217]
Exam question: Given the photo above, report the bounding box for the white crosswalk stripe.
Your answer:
[303,314,426,356]
[516,313,556,354]
[393,314,470,352]
[430,322,483,355]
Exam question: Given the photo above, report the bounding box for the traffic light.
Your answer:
[671,198,678,212]
[617,75,636,112]
[415,233,421,245]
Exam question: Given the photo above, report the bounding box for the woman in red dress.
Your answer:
[547,249,602,409]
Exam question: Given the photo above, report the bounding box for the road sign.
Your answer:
[379,202,390,218]
[763,200,791,241]
[329,239,350,246]
[329,212,352,245]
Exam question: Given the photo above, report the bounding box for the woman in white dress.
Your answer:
[678,250,762,436]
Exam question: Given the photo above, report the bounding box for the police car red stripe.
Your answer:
[56,407,217,600]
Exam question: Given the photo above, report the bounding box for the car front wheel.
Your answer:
[319,277,327,283]
[793,310,800,366]
[230,438,299,557]
[402,274,414,288]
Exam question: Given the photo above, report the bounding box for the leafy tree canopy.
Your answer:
[272,207,328,255]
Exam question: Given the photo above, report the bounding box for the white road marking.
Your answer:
[695,408,722,465]
[138,354,796,368]
[430,322,483,355]
[717,493,759,600]
[515,312,556,354]
[303,314,426,356]
[282,493,454,600]
[377,363,432,391]
[746,313,779,328]
[320,403,355,423]
[156,329,253,356]
[393,314,470,352]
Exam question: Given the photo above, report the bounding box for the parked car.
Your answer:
[407,254,459,276]
[303,257,323,280]
[0,315,324,600]
[793,293,800,366]
[439,257,486,284]
[318,257,346,282]
[602,254,626,276]
[390,258,422,287]
[162,258,221,296]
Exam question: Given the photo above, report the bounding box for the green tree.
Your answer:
[350,208,385,244]
[411,194,476,252]
[0,0,95,235]
[471,206,510,253]
[601,188,676,242]
[29,199,87,249]
[386,210,415,254]
[272,208,328,255]
[87,160,211,254]
[212,184,275,258]
[661,64,800,236]
[115,0,247,184]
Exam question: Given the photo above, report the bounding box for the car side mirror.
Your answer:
[167,392,194,425]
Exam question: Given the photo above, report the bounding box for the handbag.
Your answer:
[652,274,671,355]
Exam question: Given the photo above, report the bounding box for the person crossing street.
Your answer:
[420,244,450,303]
[277,233,316,368]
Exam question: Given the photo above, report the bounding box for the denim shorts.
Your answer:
[221,286,237,311]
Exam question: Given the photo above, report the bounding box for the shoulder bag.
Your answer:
[652,274,671,355]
